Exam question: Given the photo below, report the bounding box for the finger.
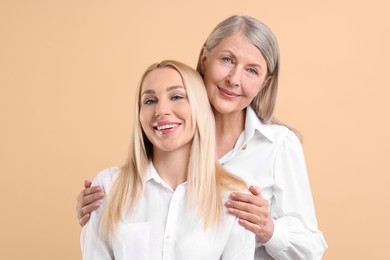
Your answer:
[76,187,104,222]
[227,207,263,225]
[229,192,265,207]
[83,186,104,197]
[82,191,105,207]
[77,187,104,209]
[84,180,92,189]
[226,200,269,222]
[237,218,264,236]
[79,213,91,227]
[79,202,100,219]
[226,199,264,215]
[249,185,262,197]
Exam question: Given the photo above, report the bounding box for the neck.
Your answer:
[214,109,246,159]
[152,146,190,191]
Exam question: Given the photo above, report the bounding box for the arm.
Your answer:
[226,131,327,259]
[76,180,105,226]
[221,217,255,260]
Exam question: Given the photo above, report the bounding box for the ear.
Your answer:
[199,46,208,75]
[261,75,273,89]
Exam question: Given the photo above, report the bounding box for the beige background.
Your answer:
[1,0,389,259]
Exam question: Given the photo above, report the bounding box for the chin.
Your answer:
[213,105,236,115]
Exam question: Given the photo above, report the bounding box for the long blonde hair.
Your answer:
[101,60,246,240]
[197,15,301,139]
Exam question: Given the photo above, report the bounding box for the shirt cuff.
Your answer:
[257,220,290,255]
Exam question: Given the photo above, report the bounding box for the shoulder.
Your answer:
[262,123,300,144]
[262,124,305,161]
[92,166,121,189]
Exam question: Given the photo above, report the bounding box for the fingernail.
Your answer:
[225,201,231,206]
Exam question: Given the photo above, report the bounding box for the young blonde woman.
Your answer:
[78,15,328,259]
[81,60,255,259]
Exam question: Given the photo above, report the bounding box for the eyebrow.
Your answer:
[141,85,184,96]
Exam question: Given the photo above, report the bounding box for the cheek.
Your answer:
[242,87,258,101]
[180,104,194,127]
[204,66,227,99]
[204,62,229,84]
[139,119,147,135]
[244,79,264,97]
[139,109,150,131]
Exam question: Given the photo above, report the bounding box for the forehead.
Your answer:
[212,32,266,66]
[141,67,183,92]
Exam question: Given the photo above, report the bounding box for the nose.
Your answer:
[226,67,241,87]
[154,99,171,117]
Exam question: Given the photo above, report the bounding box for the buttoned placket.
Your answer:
[220,130,250,165]
[162,183,186,260]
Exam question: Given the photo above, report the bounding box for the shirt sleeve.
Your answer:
[262,130,328,259]
[80,171,114,260]
[221,217,255,260]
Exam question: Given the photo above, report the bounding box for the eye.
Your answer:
[222,57,232,63]
[143,98,157,105]
[247,68,258,75]
[171,94,184,101]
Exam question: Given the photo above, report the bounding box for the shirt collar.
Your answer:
[244,106,275,143]
[145,162,185,191]
[145,162,164,184]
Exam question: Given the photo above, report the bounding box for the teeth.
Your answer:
[157,124,178,130]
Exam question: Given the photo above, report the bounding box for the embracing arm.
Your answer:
[263,132,327,259]
[226,131,327,259]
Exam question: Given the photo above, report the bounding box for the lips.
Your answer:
[154,124,180,131]
[152,121,181,133]
[218,86,240,98]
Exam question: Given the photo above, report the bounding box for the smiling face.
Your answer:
[201,32,270,116]
[139,67,195,155]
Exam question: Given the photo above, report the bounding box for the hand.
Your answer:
[225,186,274,243]
[76,180,105,227]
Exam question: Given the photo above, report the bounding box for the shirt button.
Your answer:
[165,234,171,240]
[242,144,247,150]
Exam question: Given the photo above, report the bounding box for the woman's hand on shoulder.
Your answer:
[225,186,274,243]
[76,180,105,226]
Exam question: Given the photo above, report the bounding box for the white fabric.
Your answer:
[218,106,328,259]
[81,163,255,260]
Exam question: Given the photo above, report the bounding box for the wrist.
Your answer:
[256,218,274,243]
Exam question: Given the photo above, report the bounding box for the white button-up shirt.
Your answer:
[81,163,255,260]
[219,107,328,259]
